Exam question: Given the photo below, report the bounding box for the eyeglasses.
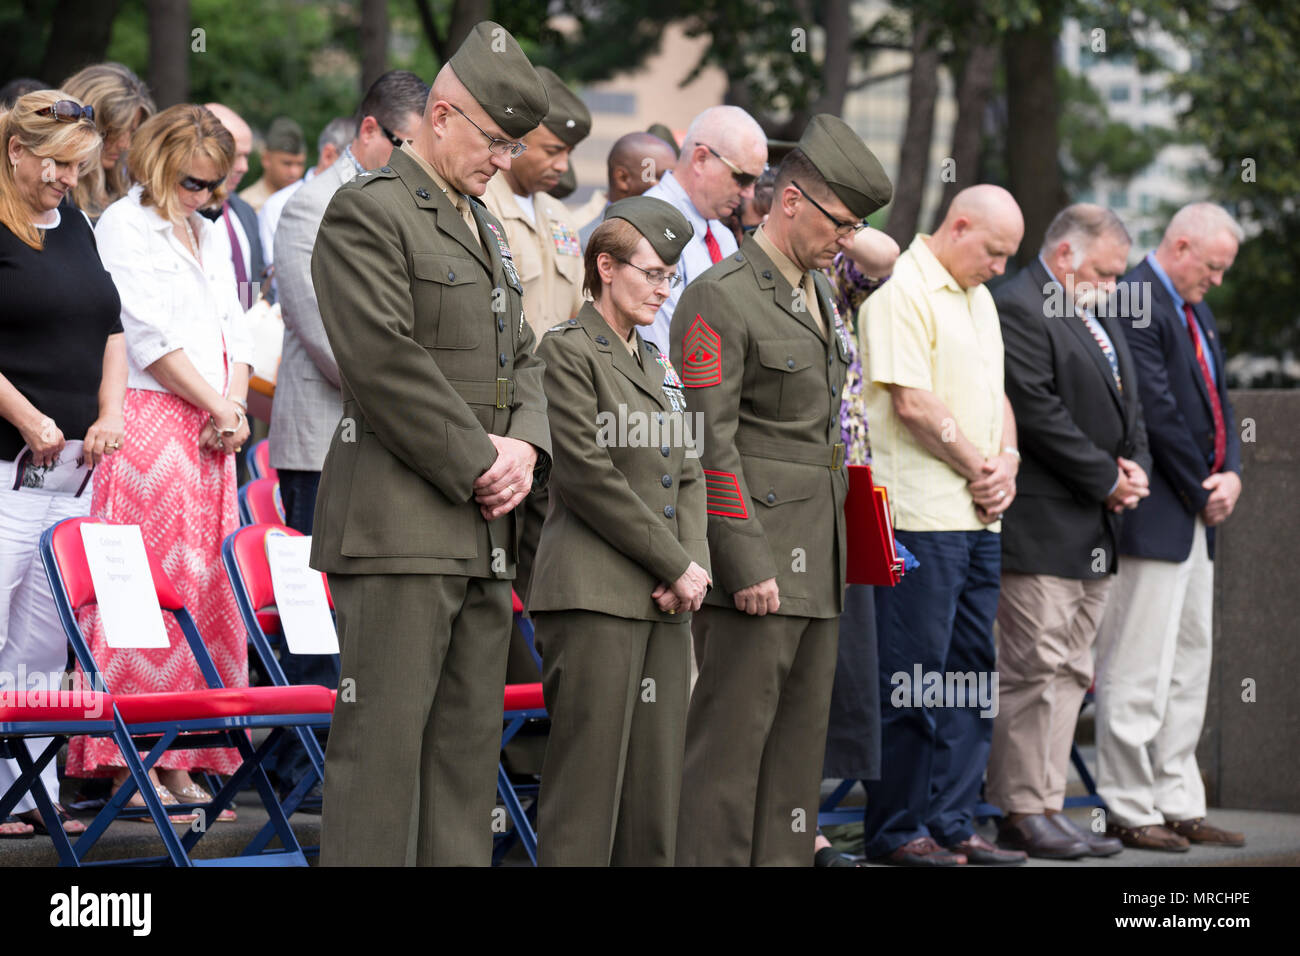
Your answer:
[179,174,224,193]
[615,257,683,289]
[791,180,866,237]
[701,143,763,188]
[449,104,526,158]
[379,123,406,148]
[34,101,95,124]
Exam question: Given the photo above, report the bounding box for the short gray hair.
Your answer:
[317,116,356,153]
[1041,203,1131,268]
[1163,201,1245,246]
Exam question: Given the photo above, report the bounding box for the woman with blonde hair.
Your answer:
[62,62,155,220]
[0,90,126,839]
[65,104,253,821]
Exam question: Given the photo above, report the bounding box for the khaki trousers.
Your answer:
[986,572,1111,814]
[320,573,510,866]
[676,606,839,866]
[1094,520,1214,827]
[534,610,690,866]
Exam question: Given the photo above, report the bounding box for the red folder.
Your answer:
[845,464,905,587]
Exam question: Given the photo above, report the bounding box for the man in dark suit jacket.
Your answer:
[1095,203,1246,852]
[203,103,268,307]
[990,205,1150,859]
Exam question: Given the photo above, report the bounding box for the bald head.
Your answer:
[674,105,768,221]
[607,132,677,201]
[203,102,252,190]
[928,184,1025,289]
[1154,202,1242,304]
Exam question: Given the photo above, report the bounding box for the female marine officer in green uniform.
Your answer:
[529,197,710,866]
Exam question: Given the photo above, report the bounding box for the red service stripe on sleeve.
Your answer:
[681,314,722,387]
[703,469,748,519]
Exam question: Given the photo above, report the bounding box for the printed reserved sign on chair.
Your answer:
[266,534,338,655]
[80,523,170,649]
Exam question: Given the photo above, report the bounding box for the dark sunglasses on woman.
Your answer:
[179,174,225,193]
[34,100,95,123]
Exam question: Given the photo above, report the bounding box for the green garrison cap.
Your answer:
[448,21,549,140]
[603,196,693,265]
[548,164,577,200]
[797,114,892,219]
[266,117,305,154]
[537,67,591,148]
[647,123,680,158]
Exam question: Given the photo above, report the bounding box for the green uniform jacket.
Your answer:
[528,302,710,621]
[670,236,850,619]
[308,148,552,577]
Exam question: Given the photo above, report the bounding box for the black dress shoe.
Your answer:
[998,813,1089,859]
[948,832,1027,865]
[814,846,861,867]
[1049,812,1123,857]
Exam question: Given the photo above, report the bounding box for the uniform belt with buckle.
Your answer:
[447,377,515,409]
[736,436,847,470]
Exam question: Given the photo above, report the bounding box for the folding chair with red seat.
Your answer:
[246,439,276,481]
[238,478,284,526]
[37,516,335,866]
[222,523,336,848]
[495,681,546,865]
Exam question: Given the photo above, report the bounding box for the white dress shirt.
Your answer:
[641,169,737,355]
[94,185,254,395]
[258,167,315,266]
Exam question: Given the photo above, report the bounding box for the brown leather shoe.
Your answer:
[1106,822,1190,852]
[999,813,1090,859]
[873,836,966,866]
[1047,812,1123,857]
[948,832,1027,865]
[1165,817,1246,847]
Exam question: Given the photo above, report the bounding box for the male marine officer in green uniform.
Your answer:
[671,115,892,866]
[309,21,552,867]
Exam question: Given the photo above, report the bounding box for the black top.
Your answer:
[0,204,122,460]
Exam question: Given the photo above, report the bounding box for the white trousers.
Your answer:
[1093,519,1213,827]
[0,459,91,814]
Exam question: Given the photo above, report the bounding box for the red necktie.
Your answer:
[704,225,722,264]
[1184,304,1225,473]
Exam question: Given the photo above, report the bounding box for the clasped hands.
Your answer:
[198,400,250,457]
[1105,456,1150,513]
[652,561,711,615]
[474,434,537,521]
[970,451,1019,524]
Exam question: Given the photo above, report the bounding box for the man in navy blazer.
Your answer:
[1096,203,1245,852]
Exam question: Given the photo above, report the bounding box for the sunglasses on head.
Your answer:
[179,174,224,193]
[34,101,95,124]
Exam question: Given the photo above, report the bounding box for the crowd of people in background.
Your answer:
[0,26,1247,865]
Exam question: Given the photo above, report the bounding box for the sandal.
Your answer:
[167,781,237,822]
[17,805,86,837]
[113,780,198,825]
[1,814,35,839]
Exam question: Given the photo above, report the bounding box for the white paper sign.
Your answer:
[80,524,171,649]
[266,535,338,655]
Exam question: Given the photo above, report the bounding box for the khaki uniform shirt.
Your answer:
[308,149,552,577]
[670,233,852,619]
[482,173,585,342]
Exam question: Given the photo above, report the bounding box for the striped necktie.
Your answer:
[1077,308,1122,393]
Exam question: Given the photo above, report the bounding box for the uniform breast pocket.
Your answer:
[411,253,482,348]
[755,339,826,422]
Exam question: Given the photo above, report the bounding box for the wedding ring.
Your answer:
[996,489,1006,500]
[506,485,515,496]
[106,440,121,450]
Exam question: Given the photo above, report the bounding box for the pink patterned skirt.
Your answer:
[67,388,247,777]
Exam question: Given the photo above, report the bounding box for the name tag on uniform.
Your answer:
[550,222,581,257]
